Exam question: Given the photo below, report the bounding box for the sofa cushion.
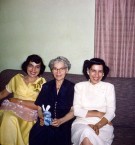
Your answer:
[105,77,135,127]
[112,126,135,145]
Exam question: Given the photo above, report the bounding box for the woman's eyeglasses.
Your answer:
[52,67,67,72]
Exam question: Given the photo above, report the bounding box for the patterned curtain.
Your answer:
[94,0,135,77]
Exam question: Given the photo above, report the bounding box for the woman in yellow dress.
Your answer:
[0,54,46,145]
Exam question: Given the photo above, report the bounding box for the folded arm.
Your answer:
[8,98,38,110]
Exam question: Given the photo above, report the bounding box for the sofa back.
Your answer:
[105,77,135,127]
[0,69,135,127]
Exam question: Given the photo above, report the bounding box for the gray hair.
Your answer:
[49,56,71,70]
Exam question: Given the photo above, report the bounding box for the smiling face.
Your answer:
[52,61,68,82]
[88,64,104,85]
[27,61,41,78]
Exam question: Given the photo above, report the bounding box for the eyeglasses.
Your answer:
[52,67,67,72]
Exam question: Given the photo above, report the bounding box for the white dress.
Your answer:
[71,81,116,145]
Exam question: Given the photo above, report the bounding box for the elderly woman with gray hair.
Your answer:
[29,56,75,145]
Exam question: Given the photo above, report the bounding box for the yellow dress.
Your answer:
[0,74,46,145]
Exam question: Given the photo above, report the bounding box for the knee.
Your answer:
[82,137,93,145]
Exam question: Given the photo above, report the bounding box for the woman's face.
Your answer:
[52,61,68,82]
[27,61,41,78]
[88,64,104,84]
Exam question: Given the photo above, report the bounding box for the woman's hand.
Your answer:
[39,118,44,126]
[37,106,44,126]
[51,107,74,127]
[51,118,63,127]
[89,124,99,135]
[9,98,20,104]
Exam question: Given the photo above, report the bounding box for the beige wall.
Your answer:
[0,0,95,74]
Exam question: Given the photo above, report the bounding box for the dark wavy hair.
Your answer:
[21,54,46,76]
[83,58,109,80]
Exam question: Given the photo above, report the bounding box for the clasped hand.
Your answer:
[38,107,62,127]
[89,124,99,135]
[39,114,62,127]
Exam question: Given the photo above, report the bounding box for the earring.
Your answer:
[87,69,90,75]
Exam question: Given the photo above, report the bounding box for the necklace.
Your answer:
[56,81,63,91]
[56,84,61,90]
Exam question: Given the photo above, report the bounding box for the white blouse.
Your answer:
[73,81,116,125]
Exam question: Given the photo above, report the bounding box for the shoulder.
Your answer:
[75,81,89,89]
[42,79,54,87]
[9,73,23,82]
[100,81,115,90]
[64,79,75,86]
[101,81,114,87]
[13,73,23,78]
[6,74,23,91]
[75,81,89,87]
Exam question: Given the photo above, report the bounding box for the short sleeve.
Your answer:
[6,74,20,93]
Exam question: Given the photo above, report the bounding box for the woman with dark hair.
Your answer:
[21,54,45,76]
[72,58,116,145]
[0,54,46,145]
[29,56,75,145]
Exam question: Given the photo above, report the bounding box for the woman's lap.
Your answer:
[29,123,71,145]
[0,110,34,145]
[72,124,114,145]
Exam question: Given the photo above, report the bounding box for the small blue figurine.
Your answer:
[42,105,52,126]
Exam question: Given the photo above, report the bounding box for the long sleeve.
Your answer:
[103,84,116,122]
[73,83,88,118]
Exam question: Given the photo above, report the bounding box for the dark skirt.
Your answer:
[29,120,72,145]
